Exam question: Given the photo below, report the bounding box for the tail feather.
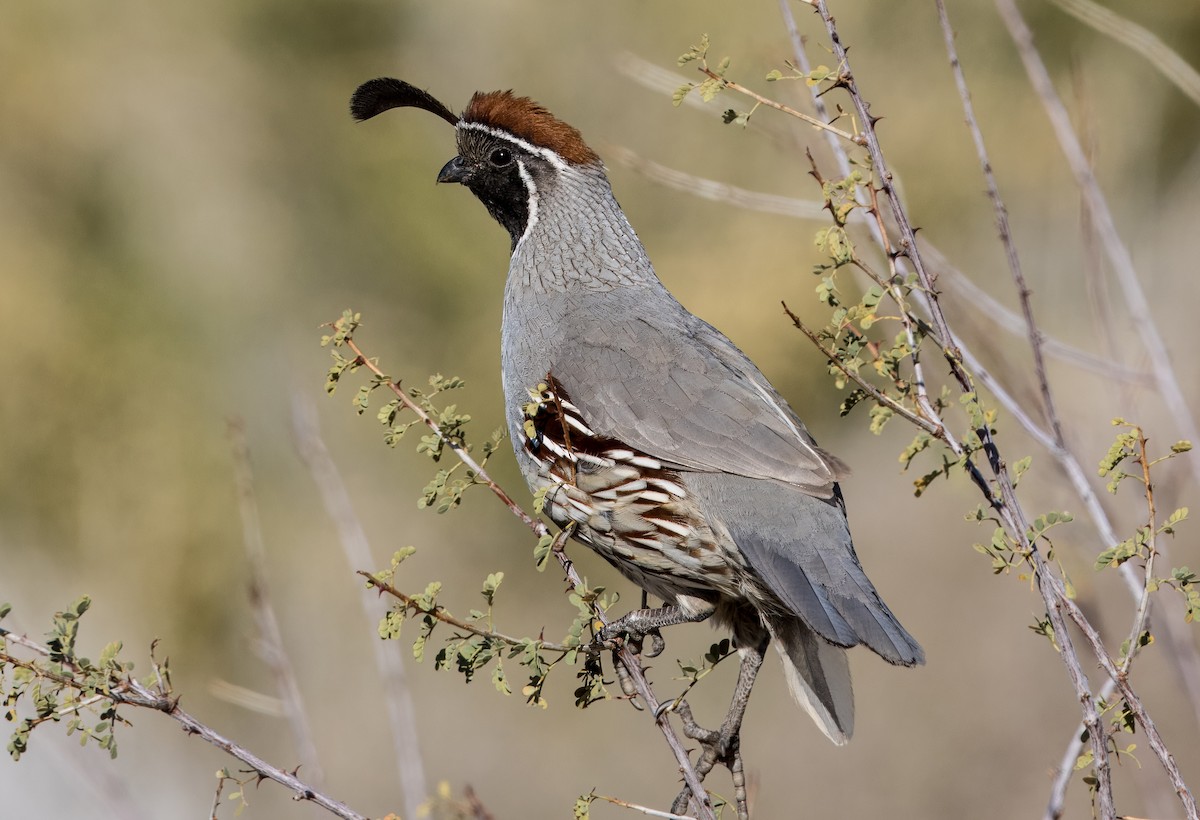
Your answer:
[766,615,854,745]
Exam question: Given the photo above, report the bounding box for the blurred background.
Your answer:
[3,1,1199,817]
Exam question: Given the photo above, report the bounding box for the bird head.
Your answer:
[350,78,601,248]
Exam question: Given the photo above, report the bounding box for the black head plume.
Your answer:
[350,78,460,126]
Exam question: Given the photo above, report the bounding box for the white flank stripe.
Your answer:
[605,449,635,461]
[636,490,671,504]
[564,414,596,436]
[648,478,687,498]
[542,437,574,460]
[628,455,662,469]
[649,518,692,538]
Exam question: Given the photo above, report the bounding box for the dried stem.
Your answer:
[336,334,718,820]
[940,8,1200,797]
[994,0,1200,491]
[227,418,324,788]
[592,793,699,819]
[1047,0,1200,106]
[934,0,1064,450]
[290,394,428,817]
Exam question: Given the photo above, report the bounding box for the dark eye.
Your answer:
[489,147,512,167]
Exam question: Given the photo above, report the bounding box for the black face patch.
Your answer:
[454,129,546,251]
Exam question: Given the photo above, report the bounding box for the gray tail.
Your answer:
[766,614,855,745]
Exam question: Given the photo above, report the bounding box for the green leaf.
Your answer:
[697,77,723,103]
[492,663,511,695]
[482,572,504,605]
[671,84,693,107]
[534,533,554,572]
[765,69,784,81]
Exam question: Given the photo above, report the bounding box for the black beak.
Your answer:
[437,156,470,185]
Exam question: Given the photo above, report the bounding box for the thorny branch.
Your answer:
[797,3,1197,818]
[933,3,1200,815]
[0,628,367,820]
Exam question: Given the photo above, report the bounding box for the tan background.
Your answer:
[2,1,1199,817]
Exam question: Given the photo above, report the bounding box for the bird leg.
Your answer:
[594,604,710,658]
[670,634,769,820]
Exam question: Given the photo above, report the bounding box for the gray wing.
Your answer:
[685,473,925,666]
[549,303,846,498]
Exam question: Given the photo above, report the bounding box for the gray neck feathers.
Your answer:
[509,162,658,294]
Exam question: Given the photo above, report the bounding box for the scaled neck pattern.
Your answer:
[508,162,658,295]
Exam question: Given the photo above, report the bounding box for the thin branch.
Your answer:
[591,793,699,819]
[0,629,366,820]
[697,65,860,144]
[941,6,1200,782]
[811,1,1125,812]
[935,0,1065,449]
[227,418,324,788]
[335,334,718,820]
[290,393,427,818]
[994,0,1200,491]
[605,144,826,219]
[1047,0,1200,107]
[359,572,573,654]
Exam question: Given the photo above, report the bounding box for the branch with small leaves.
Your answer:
[321,311,720,820]
[0,601,367,820]
[672,34,857,141]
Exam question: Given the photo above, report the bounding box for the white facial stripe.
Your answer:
[515,159,539,250]
[457,122,569,170]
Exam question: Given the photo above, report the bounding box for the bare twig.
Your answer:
[0,629,366,820]
[942,9,1200,797]
[606,144,826,219]
[228,418,324,788]
[1047,0,1200,106]
[591,793,699,819]
[935,0,1064,449]
[994,0,1200,491]
[334,333,718,820]
[290,393,427,817]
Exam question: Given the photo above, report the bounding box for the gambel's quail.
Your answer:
[350,79,924,750]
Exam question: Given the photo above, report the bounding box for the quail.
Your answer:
[350,79,924,756]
